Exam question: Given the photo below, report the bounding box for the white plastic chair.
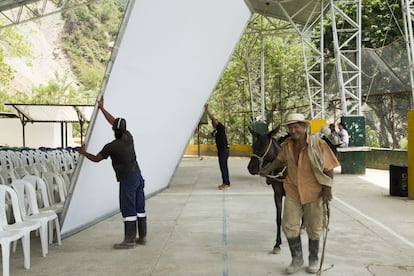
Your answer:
[0,184,38,266]
[0,226,29,276]
[14,166,30,179]
[25,164,41,177]
[11,180,62,255]
[22,175,63,215]
[7,151,24,169]
[42,172,67,206]
[0,162,18,185]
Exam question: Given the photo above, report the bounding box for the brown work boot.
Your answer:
[218,184,231,190]
[113,240,136,249]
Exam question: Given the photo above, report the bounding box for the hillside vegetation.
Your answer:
[0,0,128,110]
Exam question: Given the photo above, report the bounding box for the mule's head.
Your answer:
[247,126,281,175]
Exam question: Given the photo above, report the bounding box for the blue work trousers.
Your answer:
[218,148,230,185]
[119,172,146,218]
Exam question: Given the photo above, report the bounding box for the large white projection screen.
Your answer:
[61,0,252,236]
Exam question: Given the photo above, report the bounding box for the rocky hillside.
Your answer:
[5,12,76,94]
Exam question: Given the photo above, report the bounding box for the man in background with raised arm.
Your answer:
[197,104,231,190]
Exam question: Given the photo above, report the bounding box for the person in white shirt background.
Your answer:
[337,122,349,147]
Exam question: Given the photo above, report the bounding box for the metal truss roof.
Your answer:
[0,0,99,28]
[245,0,329,25]
[4,103,94,123]
[0,0,329,28]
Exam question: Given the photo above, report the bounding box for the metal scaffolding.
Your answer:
[275,0,329,119]
[401,0,414,106]
[0,0,99,28]
[330,0,362,116]
[262,0,362,119]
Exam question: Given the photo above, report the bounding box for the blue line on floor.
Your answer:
[222,191,229,276]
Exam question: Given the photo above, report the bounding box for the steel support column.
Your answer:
[329,0,362,116]
[402,0,414,200]
[401,0,414,106]
[276,0,328,119]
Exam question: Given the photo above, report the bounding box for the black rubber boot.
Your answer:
[136,217,147,245]
[286,236,304,274]
[308,239,320,273]
[113,221,137,249]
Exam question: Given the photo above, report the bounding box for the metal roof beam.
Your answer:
[330,0,362,116]
[276,0,328,119]
[401,0,414,107]
[0,0,100,28]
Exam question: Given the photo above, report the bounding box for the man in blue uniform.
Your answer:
[197,104,231,190]
[79,97,146,249]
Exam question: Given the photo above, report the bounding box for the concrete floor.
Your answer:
[4,156,414,276]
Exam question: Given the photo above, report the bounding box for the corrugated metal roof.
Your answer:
[4,103,94,123]
[0,0,328,26]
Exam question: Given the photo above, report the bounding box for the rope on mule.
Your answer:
[265,166,286,181]
[316,202,331,276]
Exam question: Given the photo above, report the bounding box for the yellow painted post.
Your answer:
[408,111,414,199]
[310,119,328,134]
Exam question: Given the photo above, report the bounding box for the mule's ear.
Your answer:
[248,126,259,137]
[248,126,254,134]
[268,125,280,137]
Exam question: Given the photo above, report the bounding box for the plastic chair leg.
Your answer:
[48,220,53,244]
[22,234,31,269]
[39,223,48,257]
[2,241,10,276]
[12,240,17,253]
[54,219,62,245]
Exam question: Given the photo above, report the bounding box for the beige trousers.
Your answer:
[282,194,323,240]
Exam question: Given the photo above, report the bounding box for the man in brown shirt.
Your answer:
[277,113,340,274]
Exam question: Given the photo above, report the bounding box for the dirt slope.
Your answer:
[5,12,76,94]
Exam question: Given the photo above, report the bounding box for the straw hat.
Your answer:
[284,113,309,125]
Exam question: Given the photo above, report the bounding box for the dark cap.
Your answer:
[112,118,126,132]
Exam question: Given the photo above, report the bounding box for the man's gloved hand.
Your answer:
[321,185,332,202]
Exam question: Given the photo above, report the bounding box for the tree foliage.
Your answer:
[60,0,127,92]
[200,17,307,144]
[0,0,127,113]
[0,21,32,90]
[322,0,403,55]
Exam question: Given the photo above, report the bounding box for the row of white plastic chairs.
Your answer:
[0,147,78,185]
[0,178,62,276]
[0,147,78,275]
[0,148,79,203]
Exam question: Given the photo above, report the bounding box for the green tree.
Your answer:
[0,21,32,89]
[204,16,307,144]
[30,72,93,104]
[365,125,380,147]
[60,0,127,91]
[322,0,403,56]
[0,21,32,111]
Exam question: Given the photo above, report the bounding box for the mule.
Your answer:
[247,126,288,254]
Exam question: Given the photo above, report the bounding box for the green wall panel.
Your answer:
[341,116,365,147]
